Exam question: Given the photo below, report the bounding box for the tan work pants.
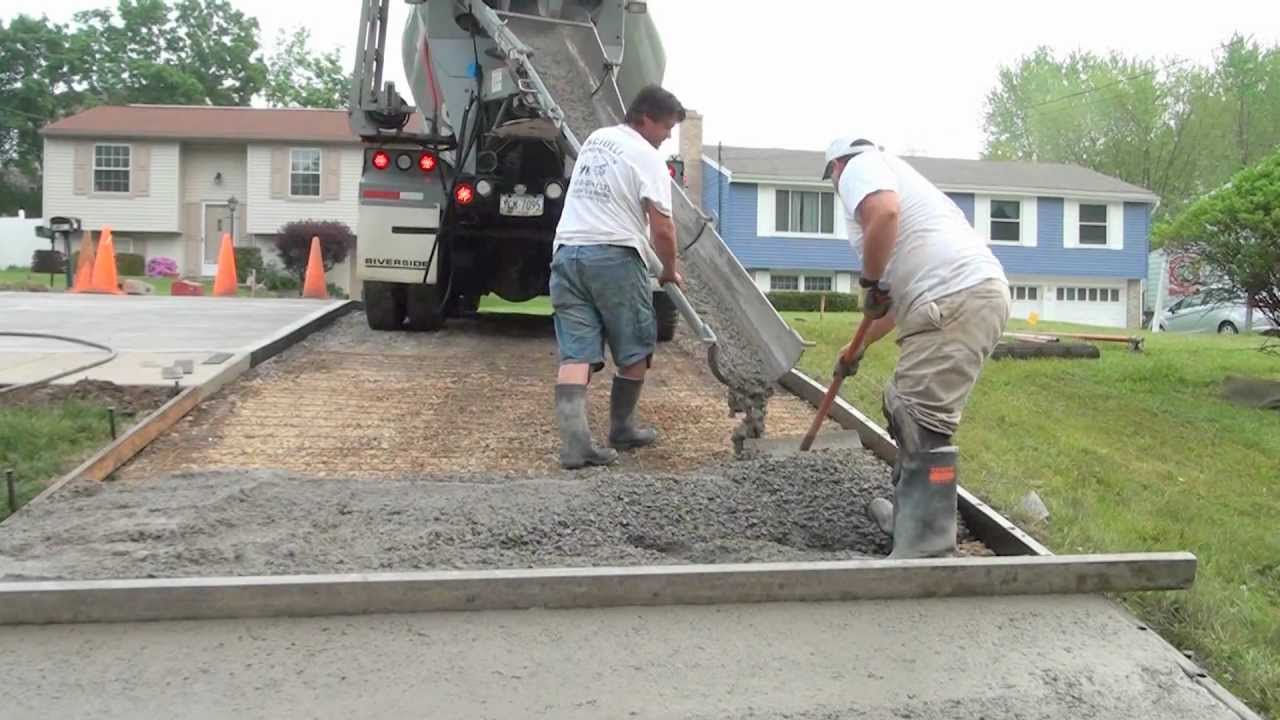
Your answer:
[890,279,1010,437]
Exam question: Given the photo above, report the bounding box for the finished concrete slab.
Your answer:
[0,594,1249,719]
[0,293,349,387]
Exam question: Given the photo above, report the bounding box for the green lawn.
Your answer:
[478,294,553,315]
[0,400,115,520]
[785,310,1280,717]
[0,267,258,296]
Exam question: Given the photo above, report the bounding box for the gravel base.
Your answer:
[0,449,907,581]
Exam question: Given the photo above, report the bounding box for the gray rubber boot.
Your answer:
[888,447,959,559]
[556,384,618,469]
[608,376,657,450]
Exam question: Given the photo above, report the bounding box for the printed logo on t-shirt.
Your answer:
[570,136,626,203]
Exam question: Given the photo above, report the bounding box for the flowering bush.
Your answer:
[146,256,180,278]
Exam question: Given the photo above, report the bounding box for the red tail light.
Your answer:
[372,150,390,170]
[418,152,438,173]
[455,182,475,206]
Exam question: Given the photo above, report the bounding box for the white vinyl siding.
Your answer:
[42,138,180,232]
[93,144,131,193]
[246,144,361,234]
[182,145,248,204]
[290,148,322,198]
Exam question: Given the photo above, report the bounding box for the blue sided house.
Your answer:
[687,144,1160,329]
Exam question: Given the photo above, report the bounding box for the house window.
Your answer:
[804,275,834,292]
[1010,285,1039,301]
[290,148,322,197]
[1057,286,1121,303]
[990,199,1021,242]
[1079,204,1108,245]
[93,144,131,193]
[775,190,836,235]
[771,275,799,291]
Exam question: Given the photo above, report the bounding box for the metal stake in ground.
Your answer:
[6,469,15,514]
[108,406,117,440]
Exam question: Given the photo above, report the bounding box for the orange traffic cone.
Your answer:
[89,227,124,295]
[71,230,96,293]
[302,236,328,299]
[212,233,238,297]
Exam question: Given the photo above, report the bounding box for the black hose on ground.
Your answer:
[0,332,118,397]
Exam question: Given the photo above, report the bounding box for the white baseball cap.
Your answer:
[822,136,878,179]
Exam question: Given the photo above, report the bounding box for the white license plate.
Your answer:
[499,194,545,217]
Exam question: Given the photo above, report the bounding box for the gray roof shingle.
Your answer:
[706,145,1159,201]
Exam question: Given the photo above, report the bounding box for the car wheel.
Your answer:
[1217,321,1238,335]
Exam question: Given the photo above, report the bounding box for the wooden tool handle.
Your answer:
[799,315,874,451]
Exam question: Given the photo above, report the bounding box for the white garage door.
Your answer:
[1008,284,1044,321]
[1050,285,1127,328]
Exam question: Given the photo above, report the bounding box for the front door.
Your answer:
[203,204,232,276]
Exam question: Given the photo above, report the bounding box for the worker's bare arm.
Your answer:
[857,190,900,281]
[645,199,682,286]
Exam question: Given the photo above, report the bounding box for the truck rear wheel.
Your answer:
[363,281,406,331]
[654,290,679,342]
[406,283,446,331]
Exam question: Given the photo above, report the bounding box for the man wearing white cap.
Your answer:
[822,136,1010,558]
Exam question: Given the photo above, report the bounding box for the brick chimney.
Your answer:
[678,109,703,209]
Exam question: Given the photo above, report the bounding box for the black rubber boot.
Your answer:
[608,376,657,450]
[556,384,618,469]
[888,447,959,559]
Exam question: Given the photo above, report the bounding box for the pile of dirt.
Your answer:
[0,447,984,581]
[1,379,172,417]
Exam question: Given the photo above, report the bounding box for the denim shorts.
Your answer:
[550,244,656,371]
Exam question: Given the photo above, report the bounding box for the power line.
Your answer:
[1020,35,1249,113]
[0,104,51,121]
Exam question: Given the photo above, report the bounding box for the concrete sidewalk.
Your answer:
[0,293,350,387]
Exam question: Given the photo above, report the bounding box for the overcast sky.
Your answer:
[7,0,1280,158]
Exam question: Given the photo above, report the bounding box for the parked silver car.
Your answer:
[1160,292,1278,334]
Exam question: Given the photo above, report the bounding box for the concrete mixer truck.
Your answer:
[347,0,677,332]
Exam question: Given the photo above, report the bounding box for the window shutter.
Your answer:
[131,144,151,197]
[322,148,341,200]
[271,148,288,198]
[73,142,91,195]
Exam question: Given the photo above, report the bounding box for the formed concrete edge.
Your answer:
[778,369,1053,557]
[1,300,356,527]
[248,299,357,368]
[0,552,1197,626]
[779,368,1259,719]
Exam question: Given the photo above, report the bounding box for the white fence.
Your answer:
[0,215,47,269]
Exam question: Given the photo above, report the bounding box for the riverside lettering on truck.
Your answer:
[365,259,432,270]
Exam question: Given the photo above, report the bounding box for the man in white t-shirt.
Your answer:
[822,136,1011,558]
[549,85,685,469]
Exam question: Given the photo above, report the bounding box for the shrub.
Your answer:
[146,256,180,278]
[70,251,145,276]
[116,252,145,276]
[31,249,66,274]
[766,291,859,312]
[234,247,265,284]
[274,220,354,282]
[326,282,349,299]
[261,266,300,292]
